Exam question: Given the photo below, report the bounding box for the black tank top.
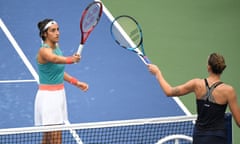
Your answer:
[196,79,227,130]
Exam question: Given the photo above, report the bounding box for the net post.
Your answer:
[225,112,232,144]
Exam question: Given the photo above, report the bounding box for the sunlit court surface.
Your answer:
[0,0,235,143]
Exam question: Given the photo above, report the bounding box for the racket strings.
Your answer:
[81,3,102,32]
[110,15,151,64]
[111,18,142,49]
[130,28,141,45]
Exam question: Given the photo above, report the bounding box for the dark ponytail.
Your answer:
[208,53,226,74]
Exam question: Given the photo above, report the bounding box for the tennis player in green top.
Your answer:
[35,18,89,144]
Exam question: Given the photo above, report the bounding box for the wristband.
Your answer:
[69,77,78,85]
[66,57,73,64]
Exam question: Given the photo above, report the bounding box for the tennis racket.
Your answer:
[76,1,103,55]
[110,15,150,65]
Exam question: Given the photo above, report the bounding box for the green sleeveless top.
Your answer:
[37,44,65,84]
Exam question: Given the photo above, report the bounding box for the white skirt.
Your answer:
[34,86,68,126]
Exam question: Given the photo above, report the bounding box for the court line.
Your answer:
[0,80,37,83]
[102,3,192,116]
[0,18,39,84]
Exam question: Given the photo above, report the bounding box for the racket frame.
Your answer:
[110,15,150,64]
[77,1,103,55]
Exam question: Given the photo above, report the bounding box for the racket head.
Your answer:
[80,1,103,43]
[110,15,143,51]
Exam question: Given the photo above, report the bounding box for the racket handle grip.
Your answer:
[77,44,84,55]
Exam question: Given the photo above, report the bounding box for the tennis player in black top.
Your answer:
[148,53,240,144]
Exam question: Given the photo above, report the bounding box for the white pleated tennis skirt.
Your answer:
[34,84,68,126]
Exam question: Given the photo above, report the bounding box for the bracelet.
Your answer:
[66,57,73,64]
[69,77,78,85]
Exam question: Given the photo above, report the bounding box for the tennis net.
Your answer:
[0,114,232,144]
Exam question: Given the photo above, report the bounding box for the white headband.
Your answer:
[43,21,57,31]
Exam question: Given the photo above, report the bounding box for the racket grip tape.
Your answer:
[77,44,84,55]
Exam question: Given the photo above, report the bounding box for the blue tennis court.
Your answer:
[0,0,189,129]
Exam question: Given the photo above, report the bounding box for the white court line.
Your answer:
[0,80,37,83]
[0,18,39,84]
[102,3,192,116]
[64,120,84,144]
